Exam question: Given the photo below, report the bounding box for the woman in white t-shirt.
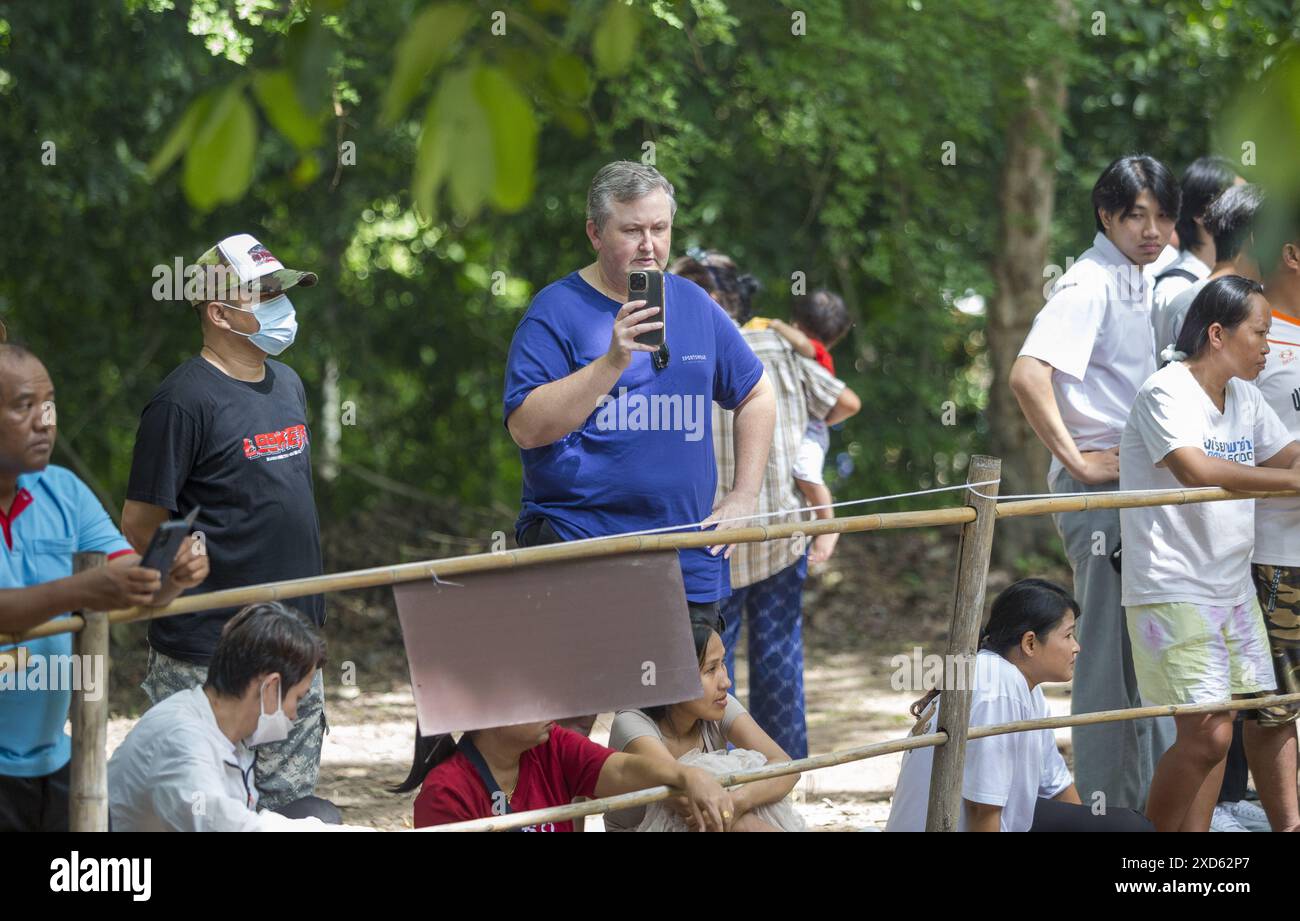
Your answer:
[1120,274,1300,832]
[605,609,803,832]
[887,579,1151,832]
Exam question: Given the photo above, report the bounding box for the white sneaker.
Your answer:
[1210,804,1251,832]
[1224,799,1271,832]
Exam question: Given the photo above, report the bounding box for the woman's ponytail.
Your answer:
[387,724,457,794]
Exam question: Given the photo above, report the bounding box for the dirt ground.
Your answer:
[105,524,1075,831]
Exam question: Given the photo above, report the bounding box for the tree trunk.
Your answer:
[987,20,1071,567]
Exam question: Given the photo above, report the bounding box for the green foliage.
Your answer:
[592,0,640,75]
[378,1,473,127]
[182,82,257,211]
[0,0,1296,542]
[253,69,327,150]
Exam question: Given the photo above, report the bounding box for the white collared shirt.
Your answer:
[1153,249,1212,313]
[108,686,326,832]
[1019,232,1156,482]
[1147,243,1181,280]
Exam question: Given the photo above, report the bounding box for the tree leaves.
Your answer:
[413,66,537,219]
[145,89,215,181]
[380,1,473,127]
[414,68,488,218]
[253,69,326,150]
[477,67,538,212]
[546,51,590,102]
[181,83,257,212]
[593,0,639,76]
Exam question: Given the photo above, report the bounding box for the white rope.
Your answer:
[706,479,1003,526]
[539,479,1005,550]
[973,484,1224,502]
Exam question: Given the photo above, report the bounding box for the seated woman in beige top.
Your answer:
[605,609,802,831]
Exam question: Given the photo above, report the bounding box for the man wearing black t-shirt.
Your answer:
[122,234,327,810]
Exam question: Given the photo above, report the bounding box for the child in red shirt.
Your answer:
[394,719,737,831]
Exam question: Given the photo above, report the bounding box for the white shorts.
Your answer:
[793,436,827,485]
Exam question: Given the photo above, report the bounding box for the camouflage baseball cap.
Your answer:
[188,233,318,305]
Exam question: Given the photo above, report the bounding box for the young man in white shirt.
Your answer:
[1010,154,1180,813]
[1153,183,1263,362]
[1152,156,1240,315]
[108,602,366,832]
[1120,275,1300,832]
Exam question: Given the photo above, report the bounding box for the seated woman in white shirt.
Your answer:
[604,609,803,831]
[1120,275,1300,832]
[108,602,364,831]
[887,579,1152,832]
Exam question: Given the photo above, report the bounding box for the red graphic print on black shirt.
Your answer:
[243,424,309,461]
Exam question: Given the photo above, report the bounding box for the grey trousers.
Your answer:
[1051,469,1174,813]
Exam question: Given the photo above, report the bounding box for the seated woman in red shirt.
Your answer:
[392,719,735,831]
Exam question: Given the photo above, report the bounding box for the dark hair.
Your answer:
[1256,195,1300,278]
[1176,156,1238,252]
[1092,154,1180,233]
[642,609,726,723]
[979,578,1080,656]
[204,602,326,698]
[1202,183,1264,263]
[791,289,852,345]
[389,725,457,794]
[1173,275,1266,358]
[670,250,761,323]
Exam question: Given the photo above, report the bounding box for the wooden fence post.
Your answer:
[925,455,1000,831]
[70,551,109,832]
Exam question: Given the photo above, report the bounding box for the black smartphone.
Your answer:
[140,506,200,593]
[628,269,665,348]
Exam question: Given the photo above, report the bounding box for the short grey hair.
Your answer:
[586,161,677,233]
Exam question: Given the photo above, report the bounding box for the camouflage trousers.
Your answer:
[141,647,326,810]
[1250,564,1300,727]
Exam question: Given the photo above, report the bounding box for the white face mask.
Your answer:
[245,675,294,747]
[220,294,298,356]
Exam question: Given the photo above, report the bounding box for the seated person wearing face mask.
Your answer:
[108,602,362,831]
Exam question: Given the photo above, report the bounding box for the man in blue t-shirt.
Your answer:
[0,343,208,831]
[503,161,776,634]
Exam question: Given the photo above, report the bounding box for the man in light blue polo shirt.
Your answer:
[0,343,208,831]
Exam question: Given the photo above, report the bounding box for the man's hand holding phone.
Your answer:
[158,534,209,603]
[73,537,208,612]
[75,564,163,611]
[606,299,663,371]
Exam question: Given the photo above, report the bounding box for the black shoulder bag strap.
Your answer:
[1156,267,1198,285]
[457,735,522,830]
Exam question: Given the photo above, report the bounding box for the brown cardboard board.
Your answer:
[394,550,703,735]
